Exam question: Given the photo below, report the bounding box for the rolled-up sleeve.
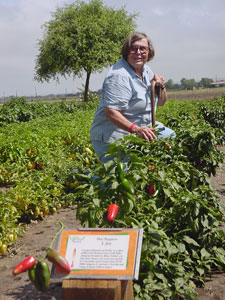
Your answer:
[102,74,132,110]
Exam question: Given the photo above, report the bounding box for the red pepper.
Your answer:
[164,142,172,150]
[147,184,155,196]
[13,255,36,275]
[46,248,71,274]
[147,184,159,197]
[147,164,158,172]
[107,204,119,222]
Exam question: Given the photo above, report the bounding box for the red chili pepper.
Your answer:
[13,255,36,275]
[147,164,158,172]
[164,142,172,150]
[107,204,119,222]
[46,248,71,274]
[147,184,155,196]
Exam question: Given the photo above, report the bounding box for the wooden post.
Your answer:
[62,279,134,300]
[151,80,163,127]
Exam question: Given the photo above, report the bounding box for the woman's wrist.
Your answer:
[129,123,136,133]
[130,124,139,134]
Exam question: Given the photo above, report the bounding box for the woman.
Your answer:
[90,32,175,162]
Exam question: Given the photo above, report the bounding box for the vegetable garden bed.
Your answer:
[0,95,224,299]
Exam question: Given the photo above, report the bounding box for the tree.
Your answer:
[187,78,197,90]
[180,78,188,89]
[199,77,213,88]
[34,0,137,102]
[165,79,174,90]
[180,78,197,90]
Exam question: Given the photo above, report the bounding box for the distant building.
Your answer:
[210,80,225,87]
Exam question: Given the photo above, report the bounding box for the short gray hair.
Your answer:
[121,32,155,61]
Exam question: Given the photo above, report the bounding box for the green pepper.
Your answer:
[28,265,43,291]
[120,178,135,194]
[36,260,50,291]
[124,191,135,202]
[88,208,96,228]
[117,162,125,181]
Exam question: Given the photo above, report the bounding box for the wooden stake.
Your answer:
[151,80,156,127]
[151,80,162,127]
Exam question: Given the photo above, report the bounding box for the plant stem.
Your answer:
[49,221,66,249]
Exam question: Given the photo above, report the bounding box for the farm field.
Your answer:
[0,85,224,104]
[167,86,225,101]
[0,95,224,299]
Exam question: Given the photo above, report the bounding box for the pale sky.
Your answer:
[0,0,224,97]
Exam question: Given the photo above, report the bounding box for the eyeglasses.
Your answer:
[130,45,149,54]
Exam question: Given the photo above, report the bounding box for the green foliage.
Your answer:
[181,78,198,90]
[0,95,225,298]
[199,96,225,131]
[165,77,214,90]
[165,79,174,90]
[34,0,137,101]
[75,135,225,299]
[0,97,99,126]
[199,78,213,88]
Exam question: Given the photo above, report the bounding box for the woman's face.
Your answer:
[127,38,149,73]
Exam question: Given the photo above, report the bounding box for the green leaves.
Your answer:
[0,96,225,298]
[35,0,137,101]
[76,129,224,298]
[183,236,200,247]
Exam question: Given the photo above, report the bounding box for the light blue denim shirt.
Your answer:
[90,57,156,143]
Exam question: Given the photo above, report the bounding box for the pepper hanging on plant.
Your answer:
[147,184,159,197]
[88,208,96,228]
[117,161,125,182]
[107,203,119,222]
[120,178,135,194]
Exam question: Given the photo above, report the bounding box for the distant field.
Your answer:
[167,86,225,101]
[0,86,225,105]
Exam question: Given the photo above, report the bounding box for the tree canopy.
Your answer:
[199,77,213,88]
[34,0,137,101]
[165,77,214,90]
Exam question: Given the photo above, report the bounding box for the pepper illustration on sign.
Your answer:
[70,248,76,268]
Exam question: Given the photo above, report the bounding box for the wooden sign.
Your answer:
[52,228,143,280]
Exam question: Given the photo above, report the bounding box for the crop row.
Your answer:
[0,95,224,299]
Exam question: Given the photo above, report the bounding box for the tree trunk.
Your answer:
[84,71,91,102]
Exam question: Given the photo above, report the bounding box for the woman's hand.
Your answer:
[132,125,157,141]
[104,107,157,141]
[152,74,167,106]
[152,74,165,89]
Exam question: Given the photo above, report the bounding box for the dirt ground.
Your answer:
[0,147,224,300]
